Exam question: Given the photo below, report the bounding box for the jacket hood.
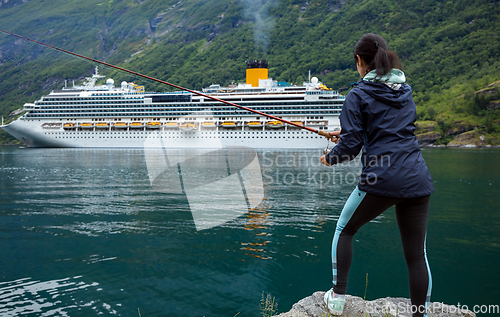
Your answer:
[363,69,406,84]
[359,69,412,109]
[358,79,413,109]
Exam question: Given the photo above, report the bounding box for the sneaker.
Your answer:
[323,288,345,315]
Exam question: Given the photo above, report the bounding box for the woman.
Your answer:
[320,33,434,317]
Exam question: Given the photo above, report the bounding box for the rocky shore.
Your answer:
[415,121,499,148]
[274,291,476,317]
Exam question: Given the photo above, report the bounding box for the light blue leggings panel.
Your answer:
[424,234,432,317]
[331,186,366,286]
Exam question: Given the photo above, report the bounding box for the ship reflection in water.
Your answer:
[242,206,274,261]
[145,146,265,231]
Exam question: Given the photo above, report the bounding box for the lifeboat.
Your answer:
[288,121,304,129]
[63,122,75,130]
[201,121,216,129]
[42,123,62,129]
[146,122,162,129]
[306,120,328,126]
[113,122,128,129]
[95,122,110,129]
[79,122,94,129]
[220,121,237,128]
[129,122,145,129]
[180,123,197,131]
[266,120,284,129]
[247,121,263,128]
[164,122,179,129]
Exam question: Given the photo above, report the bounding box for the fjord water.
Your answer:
[0,146,498,316]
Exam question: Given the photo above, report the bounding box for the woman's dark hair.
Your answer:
[354,33,402,76]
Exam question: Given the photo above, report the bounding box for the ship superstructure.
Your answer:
[1,61,344,148]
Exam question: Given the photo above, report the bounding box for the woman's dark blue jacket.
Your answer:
[325,79,434,198]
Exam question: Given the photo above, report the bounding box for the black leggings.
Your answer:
[331,186,431,317]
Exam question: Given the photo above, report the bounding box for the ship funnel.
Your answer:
[246,60,268,87]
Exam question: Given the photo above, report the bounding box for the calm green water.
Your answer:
[0,146,498,316]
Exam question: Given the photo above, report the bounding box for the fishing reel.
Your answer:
[322,129,340,155]
[324,138,334,155]
[324,146,331,155]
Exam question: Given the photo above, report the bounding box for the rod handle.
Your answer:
[317,130,332,139]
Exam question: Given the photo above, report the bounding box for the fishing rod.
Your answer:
[0,29,335,139]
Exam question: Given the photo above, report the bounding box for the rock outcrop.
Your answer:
[447,131,481,147]
[415,122,441,145]
[274,291,476,317]
[8,108,24,117]
[416,131,441,145]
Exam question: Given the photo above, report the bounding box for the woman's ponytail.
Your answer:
[373,44,391,76]
[354,33,402,77]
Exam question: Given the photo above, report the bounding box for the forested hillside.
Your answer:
[0,0,499,145]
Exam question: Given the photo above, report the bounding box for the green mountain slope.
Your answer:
[0,0,499,145]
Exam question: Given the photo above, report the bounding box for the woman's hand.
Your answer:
[318,130,340,143]
[329,131,340,144]
[320,155,332,166]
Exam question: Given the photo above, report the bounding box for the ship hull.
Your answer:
[2,119,337,149]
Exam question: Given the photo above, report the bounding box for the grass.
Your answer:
[260,292,278,317]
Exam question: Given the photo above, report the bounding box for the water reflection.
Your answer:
[0,276,117,316]
[242,206,273,260]
[146,147,265,231]
[2,146,499,316]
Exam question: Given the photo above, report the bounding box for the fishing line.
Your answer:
[0,29,335,139]
[0,43,49,86]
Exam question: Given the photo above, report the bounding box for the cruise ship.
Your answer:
[1,60,344,148]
